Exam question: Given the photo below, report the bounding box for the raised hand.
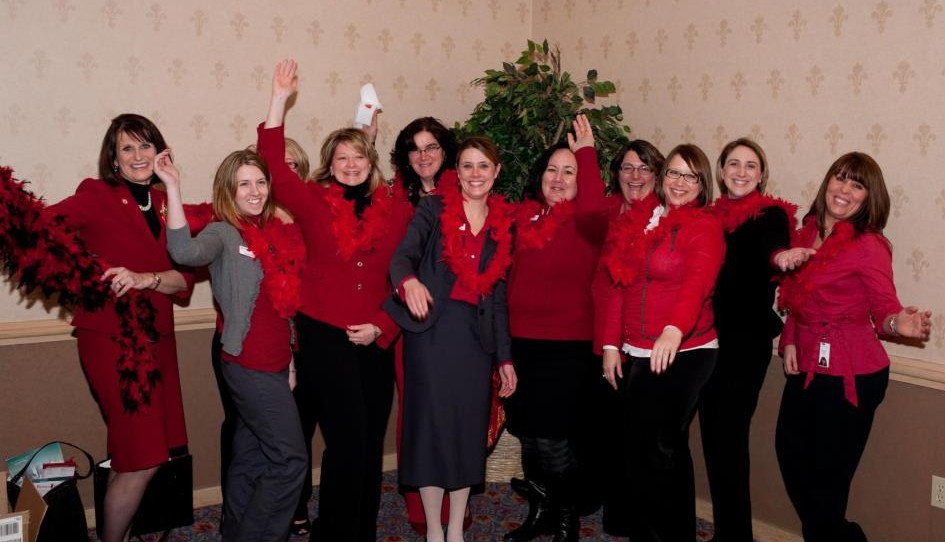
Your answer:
[266,58,299,128]
[566,113,595,151]
[153,149,179,188]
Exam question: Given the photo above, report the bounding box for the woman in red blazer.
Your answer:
[259,59,413,542]
[600,143,724,542]
[43,114,192,542]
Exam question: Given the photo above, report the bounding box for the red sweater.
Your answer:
[257,123,412,348]
[507,147,609,340]
[603,206,725,351]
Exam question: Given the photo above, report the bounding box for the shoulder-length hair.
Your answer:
[391,117,457,205]
[311,128,384,195]
[608,139,665,192]
[212,150,275,228]
[98,113,168,186]
[715,138,770,196]
[655,143,713,207]
[808,151,889,233]
[524,142,572,202]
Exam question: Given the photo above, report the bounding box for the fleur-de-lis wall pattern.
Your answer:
[1,0,942,368]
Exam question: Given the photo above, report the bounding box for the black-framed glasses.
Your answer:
[620,164,653,176]
[408,144,442,157]
[665,168,700,185]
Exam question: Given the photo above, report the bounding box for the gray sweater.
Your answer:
[166,222,264,357]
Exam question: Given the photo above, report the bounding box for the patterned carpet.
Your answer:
[90,471,718,541]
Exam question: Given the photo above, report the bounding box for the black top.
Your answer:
[712,205,791,342]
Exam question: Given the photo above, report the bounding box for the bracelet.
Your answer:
[888,315,899,336]
[150,272,162,290]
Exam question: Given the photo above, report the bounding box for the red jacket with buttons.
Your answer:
[257,123,412,348]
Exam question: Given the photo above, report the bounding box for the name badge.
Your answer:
[238,245,256,258]
[818,341,830,368]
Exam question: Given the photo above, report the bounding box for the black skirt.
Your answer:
[400,299,494,490]
[506,338,596,439]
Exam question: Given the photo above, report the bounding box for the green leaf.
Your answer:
[587,69,598,83]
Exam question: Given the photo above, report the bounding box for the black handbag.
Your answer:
[93,450,194,539]
[6,441,94,542]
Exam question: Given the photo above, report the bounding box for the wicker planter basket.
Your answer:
[485,430,523,483]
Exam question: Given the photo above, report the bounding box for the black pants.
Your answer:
[294,314,394,542]
[698,338,772,542]
[776,368,888,542]
[622,348,716,542]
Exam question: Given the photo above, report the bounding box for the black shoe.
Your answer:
[503,479,553,541]
[549,472,579,542]
[510,477,531,499]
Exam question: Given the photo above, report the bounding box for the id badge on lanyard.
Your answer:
[818,339,830,369]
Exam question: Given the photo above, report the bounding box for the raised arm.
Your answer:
[266,58,298,129]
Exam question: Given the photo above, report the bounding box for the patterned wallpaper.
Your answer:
[534,0,945,364]
[1,0,942,366]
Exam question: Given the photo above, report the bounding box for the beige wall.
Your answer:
[3,1,945,540]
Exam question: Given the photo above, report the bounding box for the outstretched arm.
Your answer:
[265,58,299,129]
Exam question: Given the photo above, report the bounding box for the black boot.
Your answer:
[550,473,579,542]
[503,479,554,541]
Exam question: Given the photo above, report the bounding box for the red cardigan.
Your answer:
[257,123,412,348]
[602,206,724,351]
[779,221,901,405]
[507,147,609,340]
[44,178,194,335]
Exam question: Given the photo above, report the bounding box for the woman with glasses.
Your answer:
[697,138,797,542]
[587,140,665,536]
[502,115,609,542]
[600,143,724,542]
[775,152,931,542]
[259,59,414,541]
[387,116,464,535]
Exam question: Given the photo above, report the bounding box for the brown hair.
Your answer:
[608,139,665,193]
[656,143,713,207]
[808,151,889,234]
[456,136,502,168]
[391,117,458,205]
[311,128,384,195]
[212,150,275,228]
[98,113,168,186]
[715,138,770,195]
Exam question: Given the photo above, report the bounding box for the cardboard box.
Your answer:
[12,479,44,542]
[0,510,30,542]
[1,470,8,513]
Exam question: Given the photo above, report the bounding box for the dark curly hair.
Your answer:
[390,117,457,206]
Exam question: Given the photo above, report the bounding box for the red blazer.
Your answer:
[257,123,412,348]
[44,178,194,335]
[603,207,724,351]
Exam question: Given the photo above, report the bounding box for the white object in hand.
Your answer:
[354,83,382,127]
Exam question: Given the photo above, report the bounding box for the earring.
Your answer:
[112,164,119,173]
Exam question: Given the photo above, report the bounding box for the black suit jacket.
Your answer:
[385,196,511,361]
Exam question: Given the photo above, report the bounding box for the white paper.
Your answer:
[354,83,382,127]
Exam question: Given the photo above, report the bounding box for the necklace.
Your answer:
[138,190,152,212]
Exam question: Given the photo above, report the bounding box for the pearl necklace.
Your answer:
[138,190,152,212]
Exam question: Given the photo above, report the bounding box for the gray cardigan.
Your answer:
[166,222,264,357]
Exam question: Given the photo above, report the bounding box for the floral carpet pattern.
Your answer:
[90,471,718,541]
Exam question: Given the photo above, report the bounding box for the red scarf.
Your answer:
[324,182,394,261]
[712,191,798,233]
[602,201,710,286]
[439,184,515,297]
[514,199,575,252]
[778,217,856,313]
[240,217,306,318]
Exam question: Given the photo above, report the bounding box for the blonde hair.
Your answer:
[284,137,311,181]
[212,150,275,228]
[311,128,384,195]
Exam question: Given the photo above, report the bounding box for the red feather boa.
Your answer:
[439,184,515,297]
[712,191,798,233]
[325,182,395,261]
[239,218,306,319]
[0,166,160,413]
[602,202,712,287]
[777,217,856,313]
[514,199,575,252]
